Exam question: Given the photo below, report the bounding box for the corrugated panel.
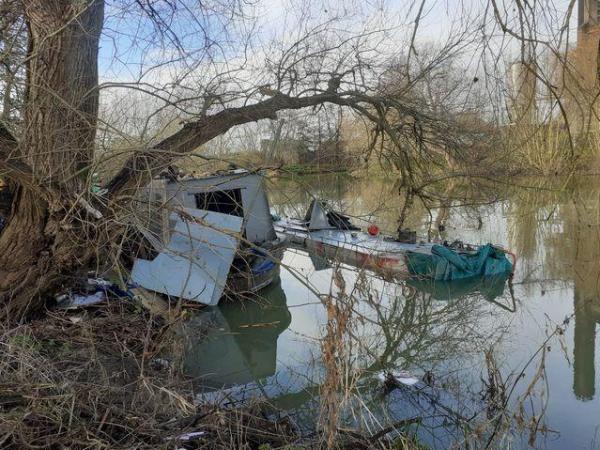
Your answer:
[131,208,242,305]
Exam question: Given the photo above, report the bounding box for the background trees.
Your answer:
[0,0,594,321]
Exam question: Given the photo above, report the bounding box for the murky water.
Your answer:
[182,173,600,449]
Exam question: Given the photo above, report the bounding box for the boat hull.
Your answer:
[282,230,409,275]
[274,219,426,276]
[226,243,285,295]
[274,218,514,281]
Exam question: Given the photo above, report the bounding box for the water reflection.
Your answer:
[183,254,513,435]
[563,190,600,401]
[510,182,600,402]
[180,174,600,448]
[183,280,291,391]
[407,275,515,310]
[574,292,596,400]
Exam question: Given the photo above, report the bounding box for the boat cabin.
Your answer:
[166,170,276,244]
[132,170,281,305]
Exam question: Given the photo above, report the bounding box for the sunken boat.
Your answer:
[131,169,285,305]
[274,200,515,281]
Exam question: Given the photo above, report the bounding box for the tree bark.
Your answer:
[0,0,104,322]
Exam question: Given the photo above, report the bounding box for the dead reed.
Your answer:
[0,300,301,449]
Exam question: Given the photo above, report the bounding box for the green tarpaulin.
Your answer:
[406,244,513,282]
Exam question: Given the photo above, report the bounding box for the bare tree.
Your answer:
[0,0,475,322]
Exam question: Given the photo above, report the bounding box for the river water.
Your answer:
[181,173,600,449]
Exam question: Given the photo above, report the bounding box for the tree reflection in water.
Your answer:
[181,249,515,447]
[179,174,600,448]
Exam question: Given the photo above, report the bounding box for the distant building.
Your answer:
[572,0,600,90]
[559,0,600,128]
[579,0,600,28]
[507,59,538,125]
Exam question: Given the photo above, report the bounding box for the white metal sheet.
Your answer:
[307,201,335,230]
[131,208,243,305]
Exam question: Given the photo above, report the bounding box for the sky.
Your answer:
[99,0,485,79]
[95,0,580,144]
[98,0,579,82]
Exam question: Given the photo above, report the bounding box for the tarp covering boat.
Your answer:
[406,243,513,281]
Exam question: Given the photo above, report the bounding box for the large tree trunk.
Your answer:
[0,0,104,322]
[0,0,408,323]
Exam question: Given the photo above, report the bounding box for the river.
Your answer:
[180,173,600,449]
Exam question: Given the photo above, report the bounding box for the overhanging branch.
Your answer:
[105,91,346,198]
[104,89,435,199]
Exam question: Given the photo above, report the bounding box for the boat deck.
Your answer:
[275,217,434,256]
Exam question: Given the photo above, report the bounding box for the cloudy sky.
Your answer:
[94,0,578,144]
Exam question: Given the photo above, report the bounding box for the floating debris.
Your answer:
[377,371,421,387]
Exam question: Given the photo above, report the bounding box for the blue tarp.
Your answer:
[406,244,513,281]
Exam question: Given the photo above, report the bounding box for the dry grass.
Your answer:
[319,267,356,449]
[0,298,421,449]
[503,123,600,176]
[0,301,301,449]
[504,124,572,176]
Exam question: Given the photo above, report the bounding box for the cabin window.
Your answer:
[194,189,244,217]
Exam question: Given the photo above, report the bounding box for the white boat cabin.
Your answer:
[132,170,278,305]
[141,170,276,247]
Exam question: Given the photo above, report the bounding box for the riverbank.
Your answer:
[0,301,290,448]
[0,300,420,449]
